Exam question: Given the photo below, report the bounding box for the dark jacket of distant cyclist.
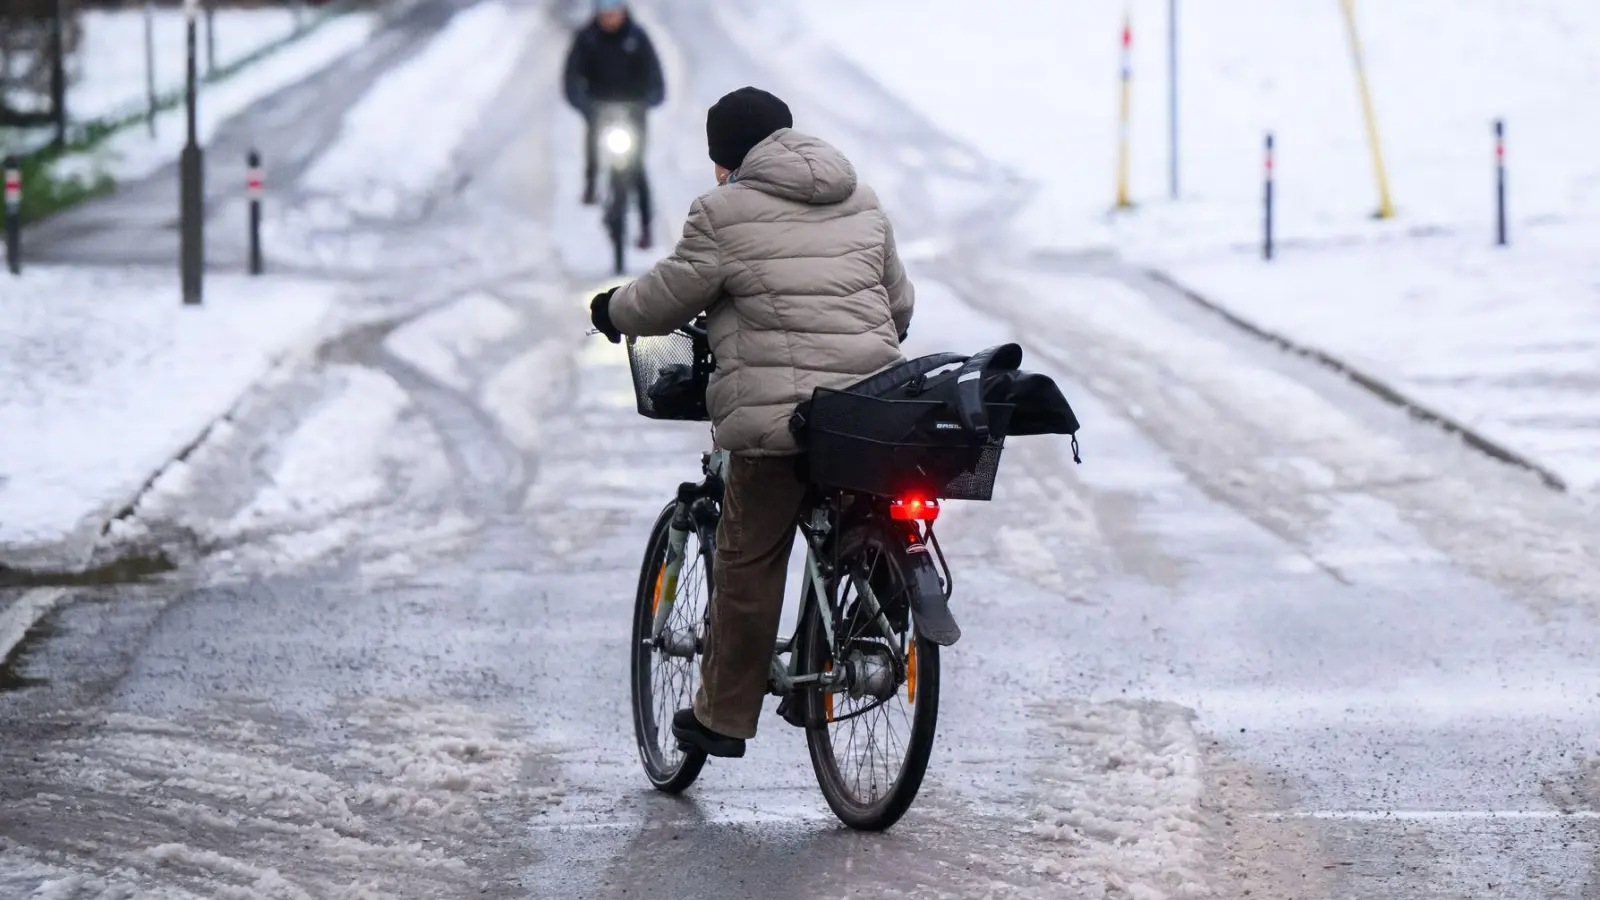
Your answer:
[562,15,665,114]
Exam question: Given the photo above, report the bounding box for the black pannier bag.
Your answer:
[790,343,1080,501]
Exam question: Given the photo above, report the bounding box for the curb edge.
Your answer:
[1145,267,1569,493]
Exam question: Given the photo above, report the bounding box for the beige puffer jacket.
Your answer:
[609,128,914,456]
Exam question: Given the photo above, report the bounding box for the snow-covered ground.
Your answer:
[1172,234,1600,493]
[301,1,541,219]
[72,7,311,124]
[53,12,377,187]
[0,267,337,569]
[786,0,1600,496]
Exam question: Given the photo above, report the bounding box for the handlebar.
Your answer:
[587,319,707,342]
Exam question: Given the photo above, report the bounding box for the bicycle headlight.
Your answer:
[603,125,635,157]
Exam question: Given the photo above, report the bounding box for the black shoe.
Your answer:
[636,227,653,250]
[671,708,746,758]
[582,184,597,206]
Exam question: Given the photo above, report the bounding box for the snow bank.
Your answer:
[71,8,306,124]
[793,0,1600,254]
[1030,700,1212,899]
[302,1,540,218]
[72,14,377,185]
[33,12,371,188]
[1172,235,1600,494]
[0,267,335,568]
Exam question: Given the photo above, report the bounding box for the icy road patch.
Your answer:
[0,701,560,899]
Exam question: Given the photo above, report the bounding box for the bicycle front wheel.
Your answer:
[630,502,712,792]
[799,522,941,830]
[607,170,629,275]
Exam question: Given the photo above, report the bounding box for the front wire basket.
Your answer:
[625,329,715,422]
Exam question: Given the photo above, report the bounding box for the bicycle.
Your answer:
[593,102,644,275]
[624,320,1013,831]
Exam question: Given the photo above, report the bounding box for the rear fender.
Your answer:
[893,523,961,646]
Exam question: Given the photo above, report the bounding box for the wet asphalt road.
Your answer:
[3,0,1600,897]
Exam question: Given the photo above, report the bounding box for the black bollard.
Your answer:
[1263,133,1275,261]
[1495,119,1507,247]
[247,150,263,275]
[3,157,20,276]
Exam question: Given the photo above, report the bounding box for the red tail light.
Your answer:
[889,498,940,522]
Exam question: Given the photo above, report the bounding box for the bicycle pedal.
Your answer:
[776,695,808,729]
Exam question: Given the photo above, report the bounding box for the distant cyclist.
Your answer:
[563,0,666,249]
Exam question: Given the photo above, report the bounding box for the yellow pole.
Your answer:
[1115,10,1133,209]
[1338,0,1395,219]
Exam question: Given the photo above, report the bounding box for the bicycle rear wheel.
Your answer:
[799,522,940,830]
[630,502,711,792]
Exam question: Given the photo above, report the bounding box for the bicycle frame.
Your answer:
[647,449,913,703]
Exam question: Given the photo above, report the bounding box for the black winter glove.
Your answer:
[591,288,622,344]
[897,327,909,343]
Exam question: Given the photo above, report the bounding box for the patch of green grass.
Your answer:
[17,154,115,224]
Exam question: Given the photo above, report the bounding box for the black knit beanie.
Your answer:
[706,87,793,172]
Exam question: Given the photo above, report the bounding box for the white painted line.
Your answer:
[0,588,68,665]
[1256,810,1600,822]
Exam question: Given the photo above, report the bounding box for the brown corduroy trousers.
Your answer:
[691,454,809,740]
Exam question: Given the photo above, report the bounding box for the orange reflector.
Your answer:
[889,498,940,522]
[824,661,835,722]
[906,640,917,704]
[651,564,665,615]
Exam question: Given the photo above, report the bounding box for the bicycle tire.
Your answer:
[608,169,629,275]
[630,501,710,792]
[798,521,940,830]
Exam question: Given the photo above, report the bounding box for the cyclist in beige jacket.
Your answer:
[591,86,915,757]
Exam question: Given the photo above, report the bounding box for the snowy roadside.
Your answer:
[0,267,339,572]
[51,13,379,189]
[1167,233,1600,496]
[784,0,1600,498]
[0,2,554,574]
[70,7,312,125]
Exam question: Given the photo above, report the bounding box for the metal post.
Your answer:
[1494,119,1507,247]
[1168,0,1179,199]
[180,0,205,305]
[204,0,216,76]
[144,0,157,136]
[1338,0,1395,219]
[1115,9,1133,209]
[50,0,67,148]
[247,150,263,275]
[1263,133,1275,261]
[4,158,21,276]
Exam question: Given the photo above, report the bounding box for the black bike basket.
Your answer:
[626,331,714,422]
[802,388,1014,501]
